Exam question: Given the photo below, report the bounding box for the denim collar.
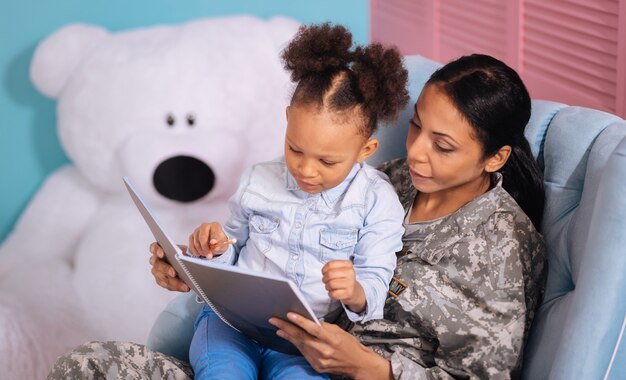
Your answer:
[285,161,362,207]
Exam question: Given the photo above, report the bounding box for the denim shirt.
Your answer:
[217,157,404,322]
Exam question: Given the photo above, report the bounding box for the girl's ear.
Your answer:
[485,145,512,173]
[285,106,290,122]
[357,138,379,163]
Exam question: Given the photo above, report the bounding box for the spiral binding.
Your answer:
[176,256,240,333]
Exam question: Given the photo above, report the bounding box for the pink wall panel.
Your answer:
[523,0,620,113]
[370,0,436,56]
[370,0,626,118]
[438,0,511,65]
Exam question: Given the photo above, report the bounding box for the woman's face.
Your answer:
[406,84,492,197]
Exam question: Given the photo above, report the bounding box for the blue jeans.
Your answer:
[189,306,329,380]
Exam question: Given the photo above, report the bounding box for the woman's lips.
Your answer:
[409,168,430,181]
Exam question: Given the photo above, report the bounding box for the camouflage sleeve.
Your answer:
[46,341,193,380]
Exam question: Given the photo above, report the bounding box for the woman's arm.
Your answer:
[269,313,393,380]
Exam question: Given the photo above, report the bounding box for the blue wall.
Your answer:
[0,0,369,243]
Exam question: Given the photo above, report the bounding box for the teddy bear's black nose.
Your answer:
[153,155,215,202]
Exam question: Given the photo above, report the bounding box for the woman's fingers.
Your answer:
[272,313,324,339]
[149,242,165,259]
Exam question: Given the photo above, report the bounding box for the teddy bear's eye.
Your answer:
[166,114,175,127]
[186,114,195,127]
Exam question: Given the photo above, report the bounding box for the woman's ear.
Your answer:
[357,138,379,163]
[484,145,512,173]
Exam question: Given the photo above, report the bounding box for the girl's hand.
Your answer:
[322,260,366,313]
[148,242,189,292]
[188,222,229,258]
[268,313,392,379]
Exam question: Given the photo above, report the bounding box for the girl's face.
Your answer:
[406,84,500,197]
[284,104,378,194]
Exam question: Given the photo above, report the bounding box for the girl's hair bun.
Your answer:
[352,44,409,123]
[281,23,353,82]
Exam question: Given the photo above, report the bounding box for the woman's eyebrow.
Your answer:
[433,131,459,145]
[411,104,421,125]
[413,103,460,145]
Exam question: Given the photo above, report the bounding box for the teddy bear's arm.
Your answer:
[0,165,101,264]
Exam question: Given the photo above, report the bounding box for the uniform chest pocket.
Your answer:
[249,213,279,253]
[319,228,358,262]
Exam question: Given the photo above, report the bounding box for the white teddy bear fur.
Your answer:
[0,15,299,379]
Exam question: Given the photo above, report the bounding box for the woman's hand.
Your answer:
[268,313,392,380]
[148,242,189,292]
[188,222,229,258]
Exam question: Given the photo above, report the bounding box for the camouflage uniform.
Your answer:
[352,159,546,379]
[46,341,193,380]
[47,159,545,380]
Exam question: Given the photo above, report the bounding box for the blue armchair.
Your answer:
[147,55,626,379]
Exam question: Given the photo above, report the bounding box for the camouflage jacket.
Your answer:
[349,159,546,380]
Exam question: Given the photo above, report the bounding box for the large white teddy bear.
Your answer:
[0,15,299,379]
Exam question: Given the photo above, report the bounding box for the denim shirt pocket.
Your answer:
[319,228,358,262]
[249,213,280,253]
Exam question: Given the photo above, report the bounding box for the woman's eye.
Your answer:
[435,144,454,153]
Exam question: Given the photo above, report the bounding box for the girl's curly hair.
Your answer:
[281,23,409,136]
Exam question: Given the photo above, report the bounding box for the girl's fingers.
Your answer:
[199,227,211,255]
[188,234,197,256]
[322,260,353,274]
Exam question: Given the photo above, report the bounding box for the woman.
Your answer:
[48,54,546,380]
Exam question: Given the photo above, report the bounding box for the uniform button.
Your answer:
[292,255,298,260]
[295,222,302,229]
[336,242,342,248]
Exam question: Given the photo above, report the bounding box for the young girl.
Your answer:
[187,24,410,379]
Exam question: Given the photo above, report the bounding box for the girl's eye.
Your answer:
[320,160,336,166]
[289,146,302,154]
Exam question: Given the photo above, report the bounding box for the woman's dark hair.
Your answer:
[281,23,409,137]
[426,54,544,229]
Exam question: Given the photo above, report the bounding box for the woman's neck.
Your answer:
[409,174,492,223]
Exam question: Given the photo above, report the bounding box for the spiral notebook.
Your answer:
[123,177,320,355]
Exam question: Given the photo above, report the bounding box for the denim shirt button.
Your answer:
[295,221,302,229]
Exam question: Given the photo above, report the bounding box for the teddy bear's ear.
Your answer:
[30,23,109,99]
[265,17,301,51]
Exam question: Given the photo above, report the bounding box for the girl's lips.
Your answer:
[297,179,318,190]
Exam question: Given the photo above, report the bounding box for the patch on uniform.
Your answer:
[388,275,408,300]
